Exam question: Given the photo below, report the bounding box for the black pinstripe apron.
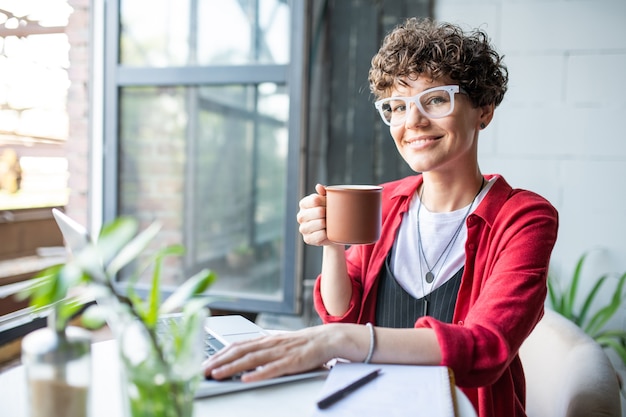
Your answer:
[375,254,462,327]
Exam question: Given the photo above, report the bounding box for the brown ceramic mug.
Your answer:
[325,185,383,245]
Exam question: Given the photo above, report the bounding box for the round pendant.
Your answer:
[425,271,435,283]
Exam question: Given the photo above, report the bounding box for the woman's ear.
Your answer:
[478,103,495,129]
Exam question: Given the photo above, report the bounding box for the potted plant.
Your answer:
[19,216,217,417]
[548,249,626,393]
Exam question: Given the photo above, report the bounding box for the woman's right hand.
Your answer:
[298,184,352,315]
[297,183,334,246]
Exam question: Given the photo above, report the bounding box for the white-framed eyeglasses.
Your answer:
[374,85,466,126]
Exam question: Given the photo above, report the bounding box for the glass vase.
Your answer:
[21,326,92,417]
[117,309,206,417]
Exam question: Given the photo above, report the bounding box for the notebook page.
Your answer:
[311,362,457,417]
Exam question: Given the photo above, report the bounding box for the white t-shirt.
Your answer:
[390,177,496,299]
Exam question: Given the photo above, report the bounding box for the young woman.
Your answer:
[203,18,559,417]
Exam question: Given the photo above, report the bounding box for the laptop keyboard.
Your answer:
[204,334,225,358]
[156,314,224,359]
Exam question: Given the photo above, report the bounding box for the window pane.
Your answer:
[0,1,72,209]
[120,0,290,67]
[118,84,289,300]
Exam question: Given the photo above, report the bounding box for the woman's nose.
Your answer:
[404,102,429,128]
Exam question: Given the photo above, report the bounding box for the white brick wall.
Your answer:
[436,0,626,410]
[436,0,626,274]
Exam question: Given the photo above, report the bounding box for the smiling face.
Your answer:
[388,75,494,176]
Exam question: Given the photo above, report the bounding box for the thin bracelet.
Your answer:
[364,322,375,363]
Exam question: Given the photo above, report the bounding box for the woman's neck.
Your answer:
[419,171,484,213]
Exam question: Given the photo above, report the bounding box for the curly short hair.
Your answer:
[368,18,508,108]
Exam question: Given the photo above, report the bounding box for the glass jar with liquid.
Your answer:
[21,326,91,417]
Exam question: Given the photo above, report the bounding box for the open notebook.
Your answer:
[311,363,458,416]
[51,209,328,397]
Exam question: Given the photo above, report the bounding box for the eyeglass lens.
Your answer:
[379,88,455,125]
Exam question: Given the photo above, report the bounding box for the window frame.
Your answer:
[102,0,307,314]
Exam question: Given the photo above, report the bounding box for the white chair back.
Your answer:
[519,309,622,417]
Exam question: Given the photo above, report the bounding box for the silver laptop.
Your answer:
[51,209,328,397]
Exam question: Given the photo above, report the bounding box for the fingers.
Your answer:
[203,339,261,380]
[202,331,326,382]
[296,184,330,246]
[203,336,293,380]
[297,186,326,212]
[296,202,325,225]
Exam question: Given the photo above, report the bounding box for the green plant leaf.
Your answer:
[595,329,626,342]
[586,305,618,337]
[80,304,108,330]
[547,249,626,369]
[15,271,57,304]
[125,283,149,323]
[547,276,563,314]
[105,220,161,277]
[584,272,626,336]
[36,266,67,308]
[55,295,89,330]
[563,252,588,320]
[146,244,186,327]
[160,269,216,315]
[578,274,608,327]
[123,243,183,288]
[595,336,626,367]
[168,299,209,356]
[22,263,85,311]
[97,217,139,267]
[72,244,108,283]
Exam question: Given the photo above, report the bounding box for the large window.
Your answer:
[0,1,71,210]
[104,0,305,313]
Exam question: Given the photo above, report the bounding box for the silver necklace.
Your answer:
[417,178,485,285]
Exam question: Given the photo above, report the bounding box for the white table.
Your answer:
[1,339,477,417]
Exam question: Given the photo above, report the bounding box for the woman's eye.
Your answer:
[423,94,449,106]
[391,103,406,113]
